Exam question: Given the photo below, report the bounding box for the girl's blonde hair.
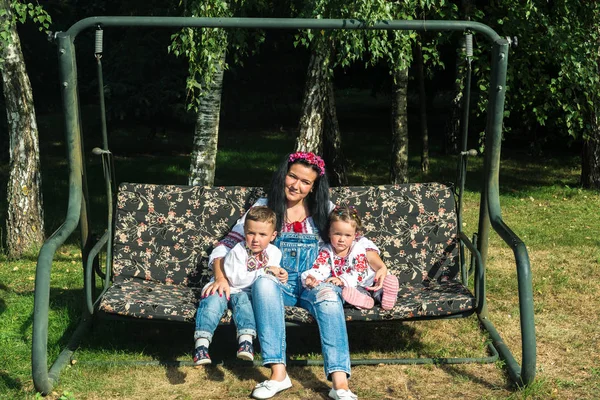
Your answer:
[328,205,362,233]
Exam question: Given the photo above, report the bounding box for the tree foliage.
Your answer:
[169,0,266,111]
[0,1,50,67]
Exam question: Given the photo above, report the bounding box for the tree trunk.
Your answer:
[390,67,410,184]
[297,38,347,184]
[188,35,226,186]
[445,43,464,155]
[322,67,348,186]
[581,35,600,189]
[296,39,329,155]
[416,38,429,173]
[1,0,45,258]
[582,135,600,189]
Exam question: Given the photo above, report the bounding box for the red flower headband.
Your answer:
[288,152,326,176]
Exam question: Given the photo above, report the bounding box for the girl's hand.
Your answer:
[366,265,388,291]
[326,277,343,287]
[202,277,231,299]
[304,275,318,288]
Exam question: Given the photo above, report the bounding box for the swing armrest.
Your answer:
[32,184,83,394]
[488,214,536,386]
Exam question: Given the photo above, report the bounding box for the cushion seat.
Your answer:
[99,277,475,324]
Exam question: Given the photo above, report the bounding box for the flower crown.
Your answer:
[288,152,325,176]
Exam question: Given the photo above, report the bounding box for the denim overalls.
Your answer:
[252,227,351,378]
[275,231,320,296]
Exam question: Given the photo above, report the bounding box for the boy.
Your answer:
[193,206,286,365]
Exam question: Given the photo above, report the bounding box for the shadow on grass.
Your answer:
[0,371,22,392]
[440,364,511,391]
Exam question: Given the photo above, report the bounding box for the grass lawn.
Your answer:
[1,95,600,399]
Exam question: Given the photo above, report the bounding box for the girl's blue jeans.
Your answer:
[252,232,351,379]
[194,290,256,343]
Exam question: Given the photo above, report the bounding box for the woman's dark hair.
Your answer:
[267,153,330,240]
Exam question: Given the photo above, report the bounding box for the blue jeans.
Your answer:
[252,232,351,379]
[194,290,256,343]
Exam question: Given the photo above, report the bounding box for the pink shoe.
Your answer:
[380,274,399,310]
[342,286,374,309]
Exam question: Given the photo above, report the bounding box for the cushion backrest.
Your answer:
[330,183,458,284]
[113,183,265,287]
[112,182,458,287]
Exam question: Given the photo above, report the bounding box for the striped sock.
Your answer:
[380,274,399,310]
[342,286,374,309]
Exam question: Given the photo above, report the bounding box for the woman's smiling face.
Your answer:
[284,163,318,204]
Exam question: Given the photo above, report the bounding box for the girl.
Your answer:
[203,152,389,400]
[302,206,399,311]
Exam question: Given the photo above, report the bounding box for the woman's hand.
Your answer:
[365,251,388,291]
[326,277,343,287]
[201,277,231,299]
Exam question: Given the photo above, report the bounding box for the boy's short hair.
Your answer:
[244,206,277,230]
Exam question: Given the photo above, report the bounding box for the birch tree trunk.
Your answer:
[188,36,226,186]
[1,0,45,258]
[390,67,410,184]
[296,38,347,184]
[296,39,328,154]
[415,38,429,173]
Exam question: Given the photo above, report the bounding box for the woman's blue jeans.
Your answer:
[194,291,256,342]
[252,232,351,379]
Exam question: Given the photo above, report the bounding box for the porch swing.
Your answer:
[31,17,536,395]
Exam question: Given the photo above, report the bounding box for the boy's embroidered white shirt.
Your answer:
[208,198,380,267]
[301,242,376,289]
[222,242,282,294]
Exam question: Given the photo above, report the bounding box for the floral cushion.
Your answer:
[97,278,474,324]
[99,182,474,323]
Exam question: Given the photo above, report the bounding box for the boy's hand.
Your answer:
[326,277,343,287]
[274,267,288,284]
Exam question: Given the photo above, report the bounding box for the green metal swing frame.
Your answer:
[31,17,536,395]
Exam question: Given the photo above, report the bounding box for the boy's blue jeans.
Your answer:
[194,290,256,343]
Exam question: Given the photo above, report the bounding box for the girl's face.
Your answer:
[328,220,356,256]
[284,163,318,204]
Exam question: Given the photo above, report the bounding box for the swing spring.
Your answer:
[95,27,103,56]
[465,34,473,58]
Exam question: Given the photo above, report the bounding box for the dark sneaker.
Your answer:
[237,340,254,361]
[193,345,211,367]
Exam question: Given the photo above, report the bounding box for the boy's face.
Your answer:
[245,220,277,255]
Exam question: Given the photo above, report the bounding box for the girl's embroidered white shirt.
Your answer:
[209,198,380,267]
[300,242,376,289]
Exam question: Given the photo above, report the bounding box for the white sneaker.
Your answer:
[251,374,292,399]
[329,388,358,400]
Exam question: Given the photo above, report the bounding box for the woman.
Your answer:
[204,152,388,400]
